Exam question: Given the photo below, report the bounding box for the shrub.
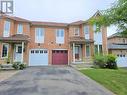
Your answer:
[94,54,118,69]
[12,62,27,70]
[19,64,27,70]
[94,54,107,68]
[106,54,118,69]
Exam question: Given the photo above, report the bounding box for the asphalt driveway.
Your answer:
[0,66,114,95]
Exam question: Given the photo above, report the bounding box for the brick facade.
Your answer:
[0,11,108,65]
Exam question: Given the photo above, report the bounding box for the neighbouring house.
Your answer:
[0,11,108,66]
[108,32,127,67]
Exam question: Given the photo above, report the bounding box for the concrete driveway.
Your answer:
[0,66,114,95]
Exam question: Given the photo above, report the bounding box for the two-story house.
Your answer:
[0,11,108,66]
[108,32,127,67]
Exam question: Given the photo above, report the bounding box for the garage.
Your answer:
[116,56,127,67]
[52,50,68,65]
[29,49,48,66]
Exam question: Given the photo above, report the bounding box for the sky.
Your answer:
[13,0,117,36]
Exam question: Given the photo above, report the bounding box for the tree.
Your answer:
[91,0,127,36]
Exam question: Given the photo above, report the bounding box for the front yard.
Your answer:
[80,68,127,95]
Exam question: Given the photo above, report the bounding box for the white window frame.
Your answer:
[17,24,23,34]
[84,25,90,39]
[35,28,44,43]
[3,20,10,37]
[84,26,89,34]
[56,29,64,44]
[1,43,9,58]
[74,28,80,36]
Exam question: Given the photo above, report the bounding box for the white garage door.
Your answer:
[29,49,48,66]
[116,57,127,67]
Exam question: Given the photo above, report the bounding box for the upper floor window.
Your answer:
[1,43,9,58]
[84,26,89,34]
[74,28,80,36]
[93,24,100,32]
[56,29,64,37]
[56,29,64,44]
[3,20,10,37]
[35,28,44,43]
[17,24,23,34]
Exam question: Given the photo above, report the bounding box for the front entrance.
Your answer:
[14,44,22,62]
[75,45,81,61]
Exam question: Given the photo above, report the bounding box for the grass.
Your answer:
[80,68,127,95]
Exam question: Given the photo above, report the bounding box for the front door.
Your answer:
[14,44,22,62]
[75,45,81,61]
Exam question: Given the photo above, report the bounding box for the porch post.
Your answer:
[21,42,24,63]
[73,43,75,63]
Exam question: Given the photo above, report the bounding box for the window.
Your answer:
[17,24,23,34]
[84,26,89,34]
[31,50,34,54]
[2,44,9,58]
[74,28,80,36]
[94,45,98,54]
[35,28,44,43]
[35,50,39,53]
[93,24,100,32]
[3,20,10,37]
[56,29,64,44]
[86,45,90,57]
[56,29,64,37]
[99,45,102,54]
[94,44,103,54]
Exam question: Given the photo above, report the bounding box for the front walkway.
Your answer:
[0,66,114,95]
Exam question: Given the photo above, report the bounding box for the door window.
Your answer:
[2,44,9,58]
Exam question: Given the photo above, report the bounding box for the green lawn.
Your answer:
[80,68,127,95]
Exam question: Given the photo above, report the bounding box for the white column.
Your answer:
[21,42,24,63]
[73,43,75,63]
[98,45,100,54]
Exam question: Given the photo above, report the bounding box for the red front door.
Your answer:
[52,50,68,65]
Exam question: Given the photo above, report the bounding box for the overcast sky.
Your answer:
[13,0,117,36]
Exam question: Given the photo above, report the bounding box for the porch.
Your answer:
[0,34,30,64]
[69,37,94,64]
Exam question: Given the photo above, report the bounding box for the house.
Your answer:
[108,32,127,67]
[0,11,108,66]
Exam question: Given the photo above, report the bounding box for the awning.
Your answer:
[69,37,94,44]
[0,34,30,43]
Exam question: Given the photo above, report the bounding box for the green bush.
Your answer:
[106,54,118,69]
[94,54,118,69]
[94,54,107,68]
[12,62,27,70]
[19,64,27,70]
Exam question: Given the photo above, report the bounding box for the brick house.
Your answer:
[0,11,108,66]
[108,32,127,67]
